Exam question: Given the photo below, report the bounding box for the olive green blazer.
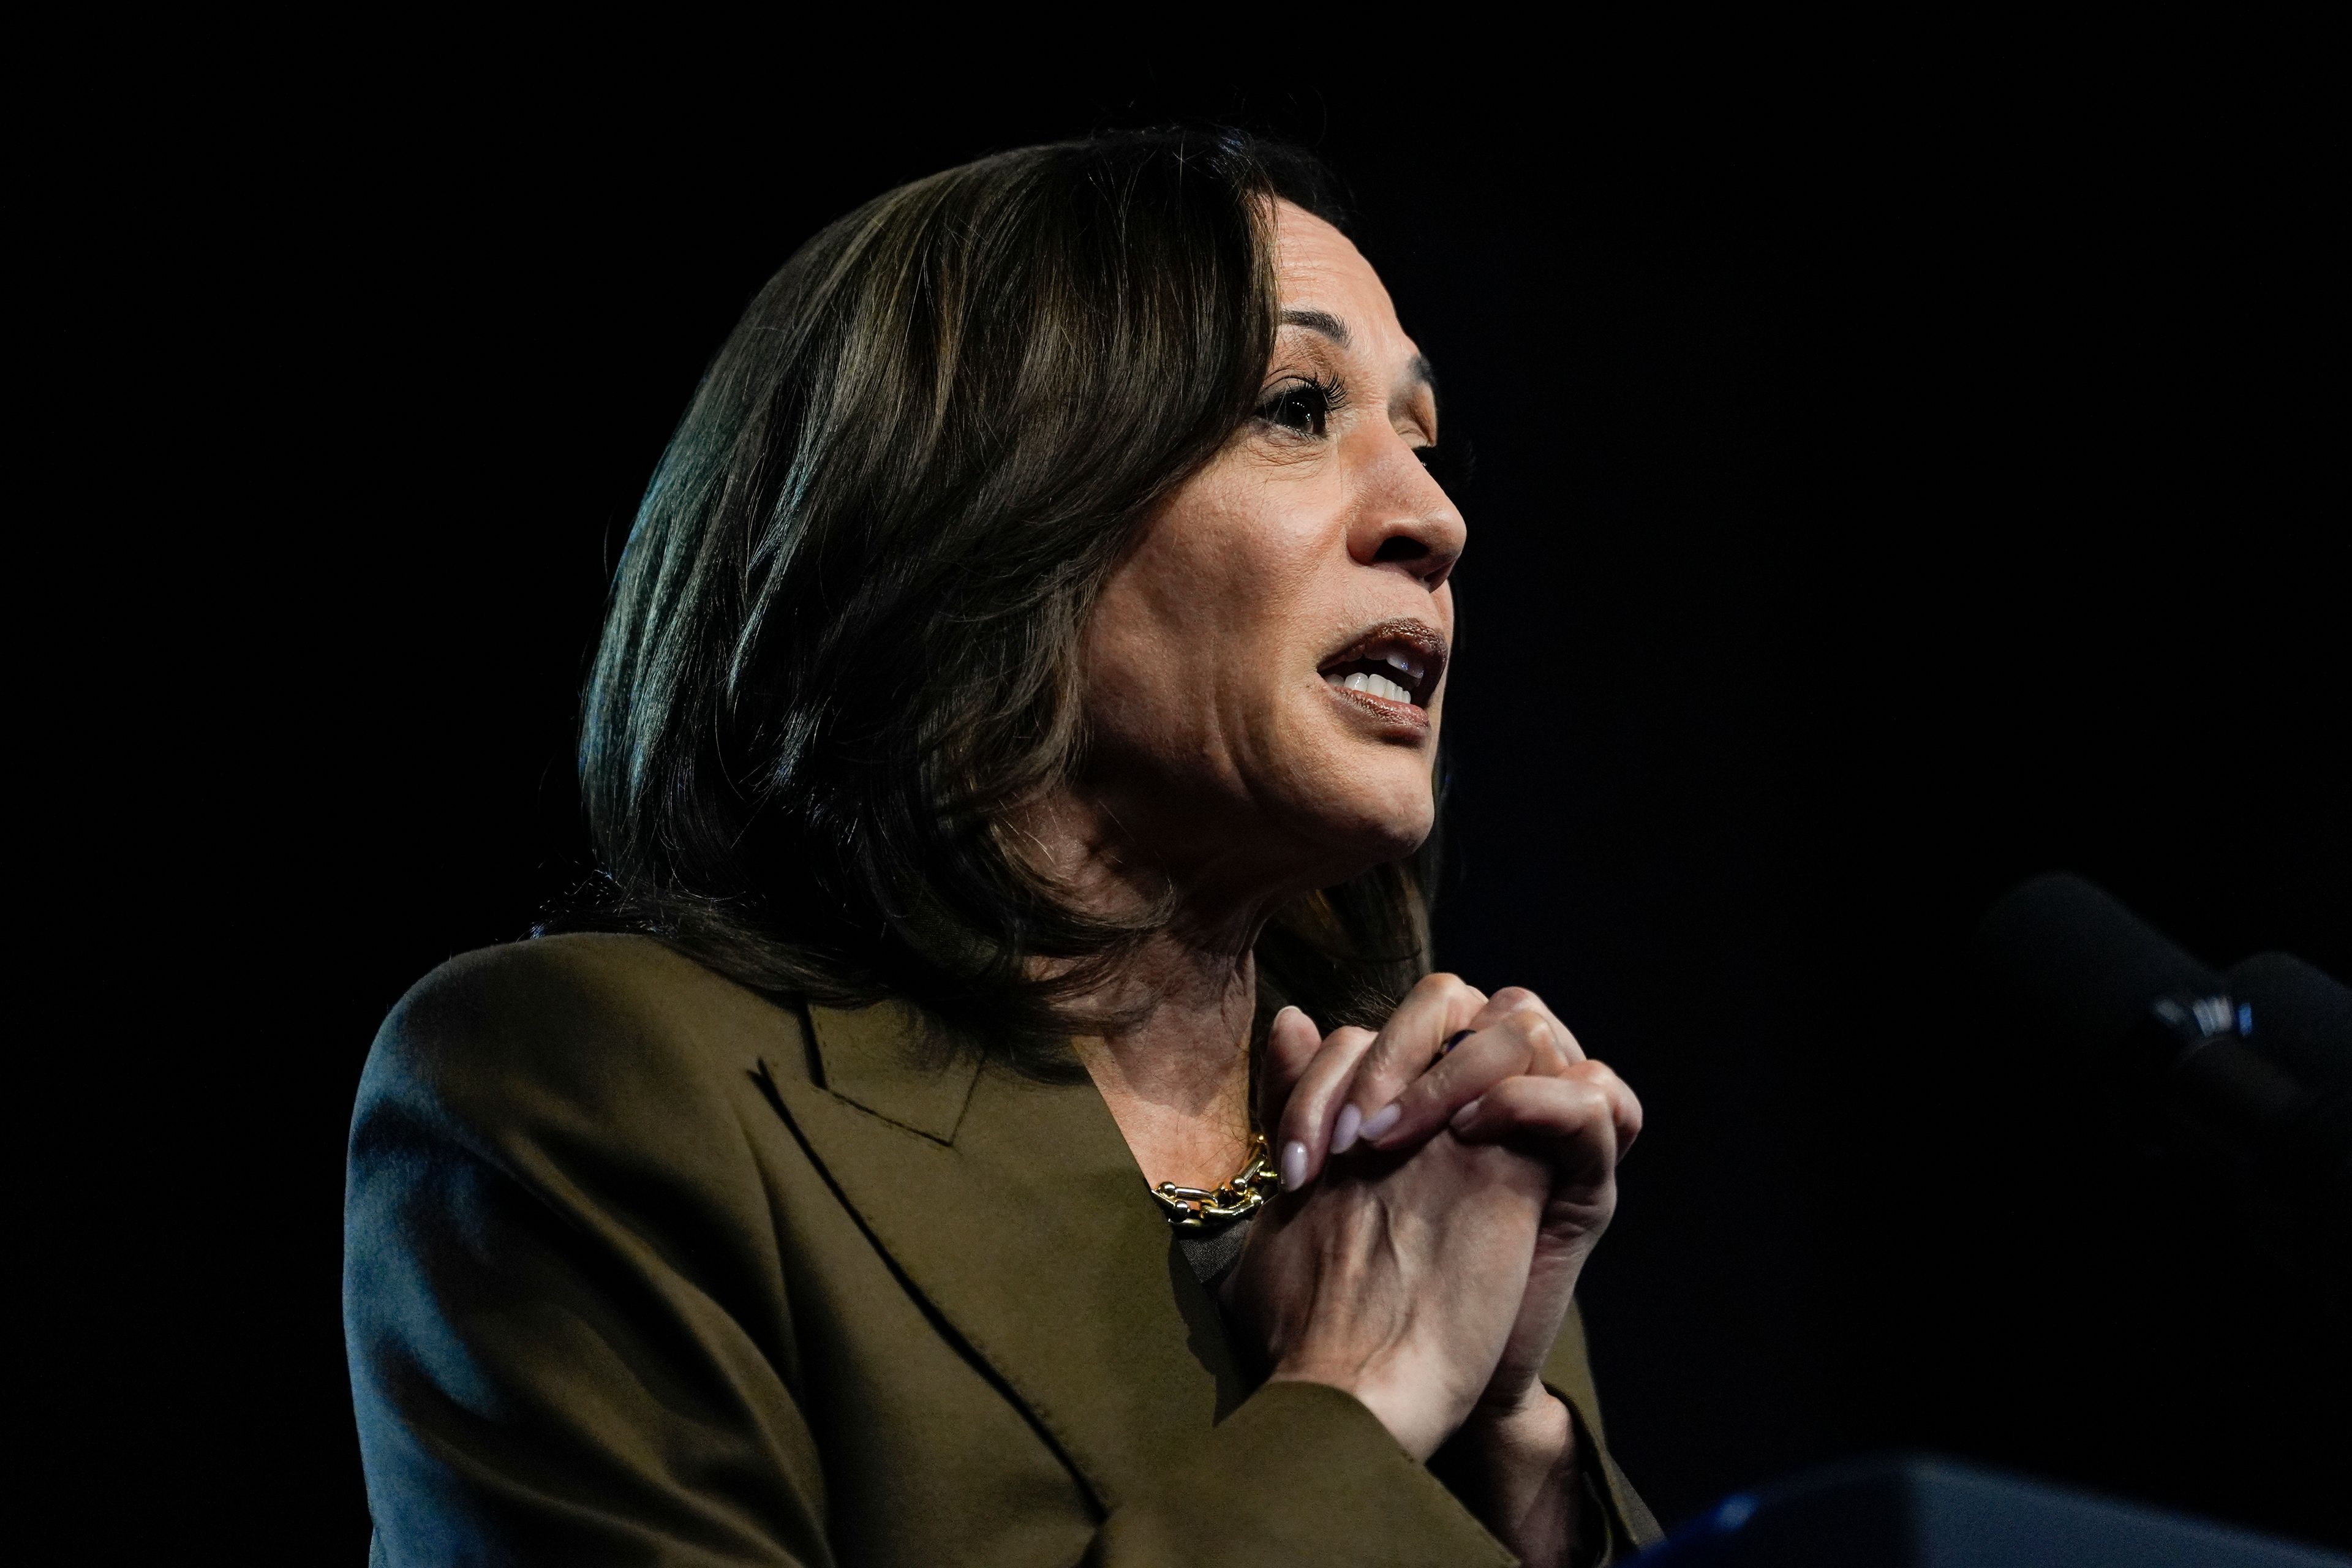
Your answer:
[345,933,1663,1565]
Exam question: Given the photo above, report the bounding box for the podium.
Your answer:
[1635,1457,2348,1566]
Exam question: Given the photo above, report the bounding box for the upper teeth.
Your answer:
[1383,652,1425,679]
[1342,671,1414,703]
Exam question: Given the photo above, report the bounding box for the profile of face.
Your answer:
[1077,200,1464,914]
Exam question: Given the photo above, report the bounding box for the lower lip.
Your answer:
[1323,678,1430,731]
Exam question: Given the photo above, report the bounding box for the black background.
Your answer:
[151,62,2345,1556]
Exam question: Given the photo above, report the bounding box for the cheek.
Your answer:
[1077,603,1187,752]
[1098,493,1327,715]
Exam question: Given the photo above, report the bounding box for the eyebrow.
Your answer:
[1281,307,1351,345]
[1279,309,1439,401]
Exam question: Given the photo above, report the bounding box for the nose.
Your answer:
[1346,437,1466,590]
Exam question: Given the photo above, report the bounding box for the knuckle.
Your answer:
[1491,1010,1553,1063]
[1531,1077,1608,1127]
[1526,1014,1565,1056]
[1425,971,1487,1009]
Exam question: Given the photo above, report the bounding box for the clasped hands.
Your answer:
[1220,976,1642,1473]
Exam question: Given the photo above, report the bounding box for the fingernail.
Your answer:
[1332,1102,1363,1153]
[1273,1005,1303,1030]
[1450,1096,1485,1129]
[1280,1139,1309,1191]
[1360,1102,1402,1142]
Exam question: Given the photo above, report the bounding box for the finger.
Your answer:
[1256,1005,1322,1137]
[1332,973,1488,1152]
[1449,1061,1643,1173]
[1274,1025,1381,1189]
[1356,1012,1544,1154]
[1466,987,1586,1070]
[1354,995,1586,1152]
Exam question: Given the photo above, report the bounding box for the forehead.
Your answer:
[1272,202,1411,349]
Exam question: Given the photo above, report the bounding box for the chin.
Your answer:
[1306,770,1434,876]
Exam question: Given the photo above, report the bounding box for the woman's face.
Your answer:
[1078,200,1464,911]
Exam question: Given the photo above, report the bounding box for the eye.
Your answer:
[1255,376,1340,439]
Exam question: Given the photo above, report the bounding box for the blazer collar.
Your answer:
[761,1001,1249,1513]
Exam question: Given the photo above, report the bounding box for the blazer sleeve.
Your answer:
[1074,1317,1664,1568]
[344,946,834,1567]
[1545,1303,1666,1560]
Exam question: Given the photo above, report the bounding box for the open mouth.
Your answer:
[1318,618,1447,712]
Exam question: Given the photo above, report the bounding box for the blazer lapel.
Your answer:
[760,1001,1248,1514]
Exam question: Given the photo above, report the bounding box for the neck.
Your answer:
[1022,792,1278,1189]
[1070,927,1259,1189]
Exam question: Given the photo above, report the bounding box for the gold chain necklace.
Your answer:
[1148,1134,1280,1231]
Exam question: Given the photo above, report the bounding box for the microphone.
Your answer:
[2226,950,2352,1224]
[1975,873,2351,1254]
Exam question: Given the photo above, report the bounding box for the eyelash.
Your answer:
[1255,374,1443,474]
[1254,373,1349,439]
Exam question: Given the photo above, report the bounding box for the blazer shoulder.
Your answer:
[361,933,809,1148]
[346,937,833,1561]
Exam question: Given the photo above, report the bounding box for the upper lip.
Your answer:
[1317,617,1449,706]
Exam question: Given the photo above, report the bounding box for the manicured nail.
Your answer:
[1450,1096,1485,1129]
[1273,1005,1304,1031]
[1360,1102,1402,1142]
[1332,1102,1363,1153]
[1280,1139,1309,1191]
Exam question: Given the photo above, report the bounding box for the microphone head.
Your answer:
[1975,872,2221,1056]
[2226,952,2352,1096]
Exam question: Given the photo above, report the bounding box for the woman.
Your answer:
[345,130,1662,1566]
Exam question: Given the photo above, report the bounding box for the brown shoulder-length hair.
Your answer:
[557,129,1439,1075]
